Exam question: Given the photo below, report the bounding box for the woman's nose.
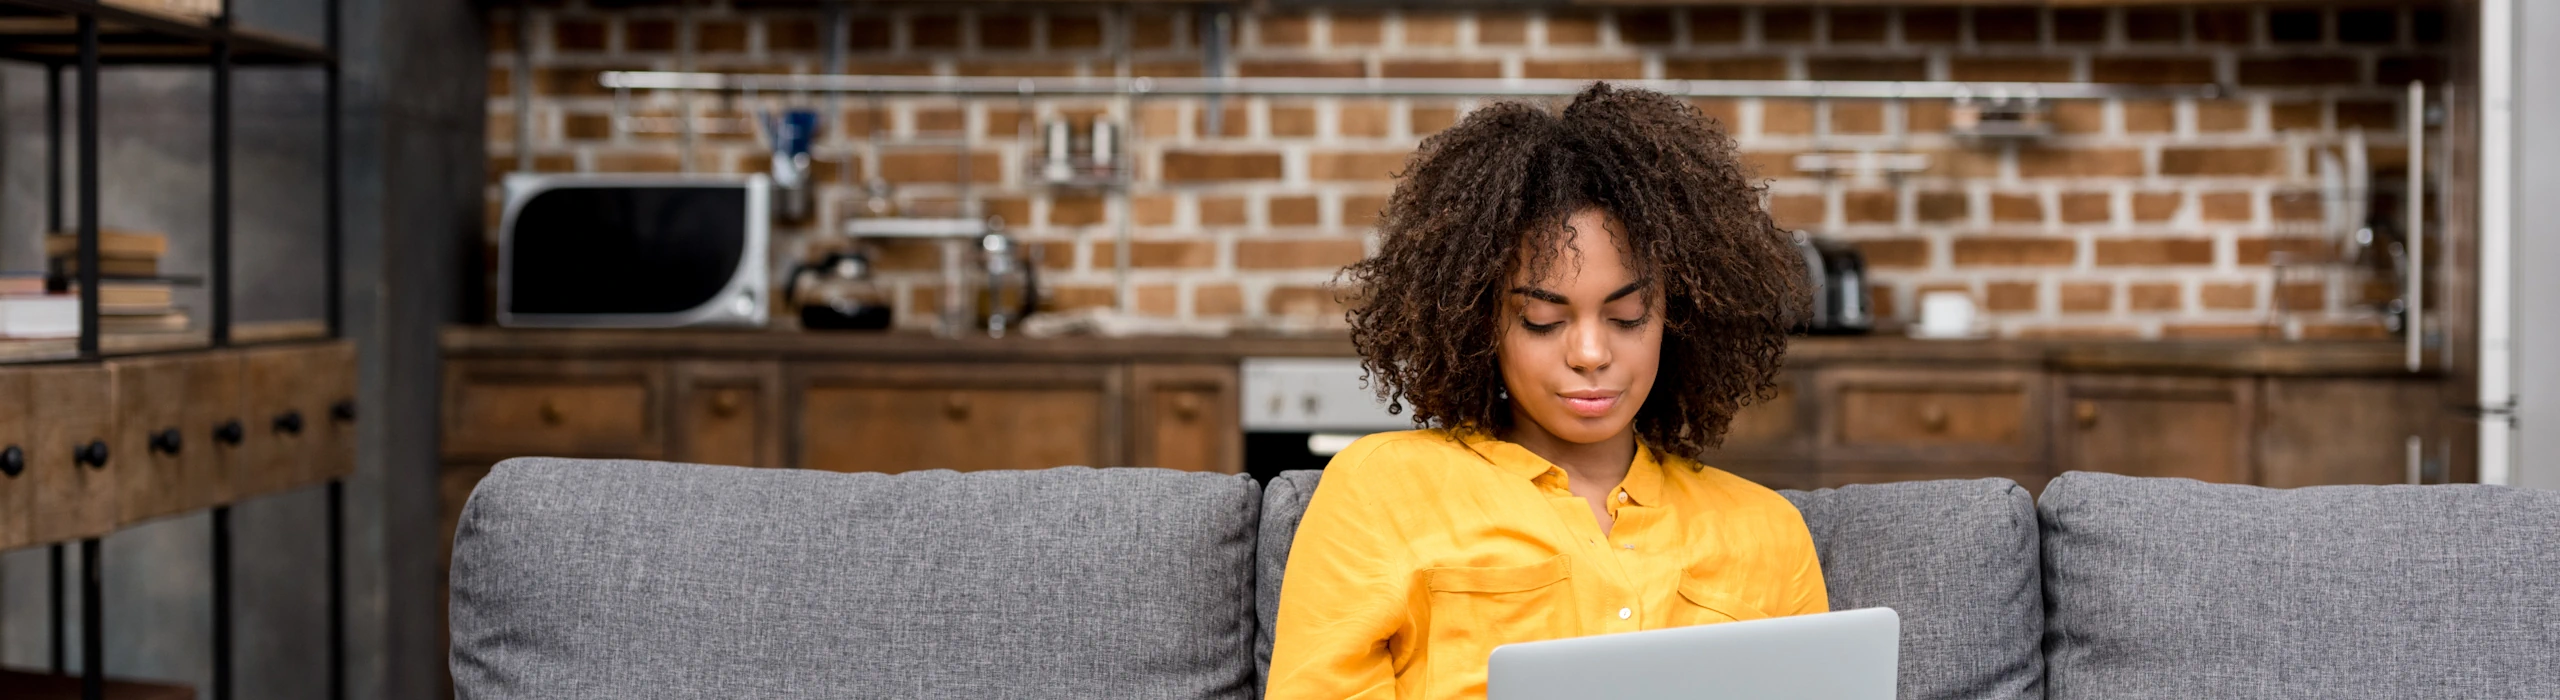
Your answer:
[1565,321,1611,371]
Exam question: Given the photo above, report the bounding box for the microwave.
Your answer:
[498,173,769,328]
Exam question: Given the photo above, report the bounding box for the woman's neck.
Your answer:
[1501,415,1639,489]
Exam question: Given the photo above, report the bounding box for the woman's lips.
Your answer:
[1559,390,1621,418]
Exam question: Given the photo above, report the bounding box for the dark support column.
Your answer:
[212,506,234,700]
[74,15,98,359]
[213,30,233,345]
[328,481,346,700]
[48,544,64,674]
[80,538,101,700]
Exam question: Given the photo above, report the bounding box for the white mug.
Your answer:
[1917,291,1977,338]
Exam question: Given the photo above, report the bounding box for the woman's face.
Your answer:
[1497,207,1665,447]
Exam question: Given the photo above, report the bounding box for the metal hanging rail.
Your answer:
[602,71,2231,101]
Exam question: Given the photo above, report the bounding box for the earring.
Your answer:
[1498,387,1509,400]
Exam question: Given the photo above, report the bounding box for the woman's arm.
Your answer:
[1266,469,1412,699]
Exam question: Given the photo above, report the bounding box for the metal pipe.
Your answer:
[46,65,59,235]
[325,0,342,340]
[212,506,233,700]
[327,480,345,700]
[49,543,64,674]
[213,28,232,346]
[81,538,101,700]
[2478,0,2519,486]
[601,72,2233,101]
[2406,81,2425,373]
[76,14,97,360]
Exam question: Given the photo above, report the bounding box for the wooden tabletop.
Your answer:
[444,326,2440,377]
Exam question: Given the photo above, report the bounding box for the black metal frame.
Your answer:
[10,2,343,699]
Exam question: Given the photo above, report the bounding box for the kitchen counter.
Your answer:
[441,326,2438,378]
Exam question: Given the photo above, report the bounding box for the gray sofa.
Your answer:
[450,459,2560,700]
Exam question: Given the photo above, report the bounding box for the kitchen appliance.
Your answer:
[763,108,820,224]
[785,248,893,331]
[975,232,1039,338]
[1241,358,1412,482]
[499,173,769,328]
[1794,235,1872,334]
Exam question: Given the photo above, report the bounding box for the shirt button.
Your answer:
[1618,492,1629,503]
[1618,607,1632,620]
[1622,544,1635,550]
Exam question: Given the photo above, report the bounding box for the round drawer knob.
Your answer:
[274,411,305,436]
[1920,405,1950,433]
[74,440,109,469]
[150,428,183,456]
[2073,400,2100,429]
[1,445,22,478]
[943,393,973,421]
[538,400,565,426]
[214,420,245,446]
[1171,393,1204,421]
[710,390,743,418]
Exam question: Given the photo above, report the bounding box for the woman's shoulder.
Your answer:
[1314,429,1485,494]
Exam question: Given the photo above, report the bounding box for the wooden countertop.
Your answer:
[442,326,2440,377]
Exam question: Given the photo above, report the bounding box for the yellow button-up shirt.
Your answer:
[1266,429,1829,700]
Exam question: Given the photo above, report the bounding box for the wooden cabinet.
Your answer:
[304,341,359,484]
[0,370,30,550]
[1126,364,1239,473]
[183,353,244,510]
[110,357,192,522]
[28,365,119,544]
[443,359,665,461]
[2256,378,2443,488]
[1822,367,2046,462]
[791,363,1118,473]
[2057,375,2256,484]
[671,361,781,468]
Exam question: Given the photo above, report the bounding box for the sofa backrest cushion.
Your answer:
[2040,471,2560,700]
[1784,478,2045,700]
[449,458,1263,700]
[1254,470,1322,691]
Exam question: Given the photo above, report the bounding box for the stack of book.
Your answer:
[44,229,190,335]
[0,274,74,339]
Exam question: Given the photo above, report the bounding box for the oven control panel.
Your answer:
[1240,358,1411,432]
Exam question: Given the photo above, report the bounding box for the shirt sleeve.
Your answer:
[1781,509,1832,616]
[1266,460,1412,700]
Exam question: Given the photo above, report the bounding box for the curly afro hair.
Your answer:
[1338,82,1808,461]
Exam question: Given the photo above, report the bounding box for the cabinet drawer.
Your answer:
[1819,367,2046,462]
[444,360,665,460]
[28,366,118,543]
[793,363,1116,474]
[184,352,244,509]
[303,341,358,483]
[1127,364,1239,474]
[671,361,780,468]
[2059,375,2254,484]
[109,357,193,522]
[0,371,29,550]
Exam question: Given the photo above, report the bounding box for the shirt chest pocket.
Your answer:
[1419,554,1576,690]
[1673,570,1775,626]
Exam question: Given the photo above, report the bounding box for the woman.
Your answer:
[1265,83,1825,700]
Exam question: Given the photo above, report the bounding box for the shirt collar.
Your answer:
[1453,429,1665,507]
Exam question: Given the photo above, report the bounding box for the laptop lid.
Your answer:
[1486,607,1900,700]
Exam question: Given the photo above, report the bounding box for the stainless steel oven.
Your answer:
[1241,358,1413,482]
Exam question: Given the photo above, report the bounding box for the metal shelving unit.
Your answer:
[0,1,343,699]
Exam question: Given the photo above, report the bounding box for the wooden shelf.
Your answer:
[0,668,193,700]
[0,0,330,66]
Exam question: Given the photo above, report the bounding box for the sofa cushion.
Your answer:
[449,458,1262,700]
[1784,479,2044,700]
[2040,471,2560,700]
[1254,470,1322,690]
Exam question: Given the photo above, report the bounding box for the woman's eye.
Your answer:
[1611,315,1651,329]
[1521,318,1563,334]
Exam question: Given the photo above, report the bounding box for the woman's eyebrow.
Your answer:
[1508,287,1569,304]
[1604,279,1653,303]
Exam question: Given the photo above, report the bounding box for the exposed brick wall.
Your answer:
[487,2,2447,339]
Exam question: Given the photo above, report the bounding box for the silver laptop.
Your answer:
[1487,607,1900,700]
